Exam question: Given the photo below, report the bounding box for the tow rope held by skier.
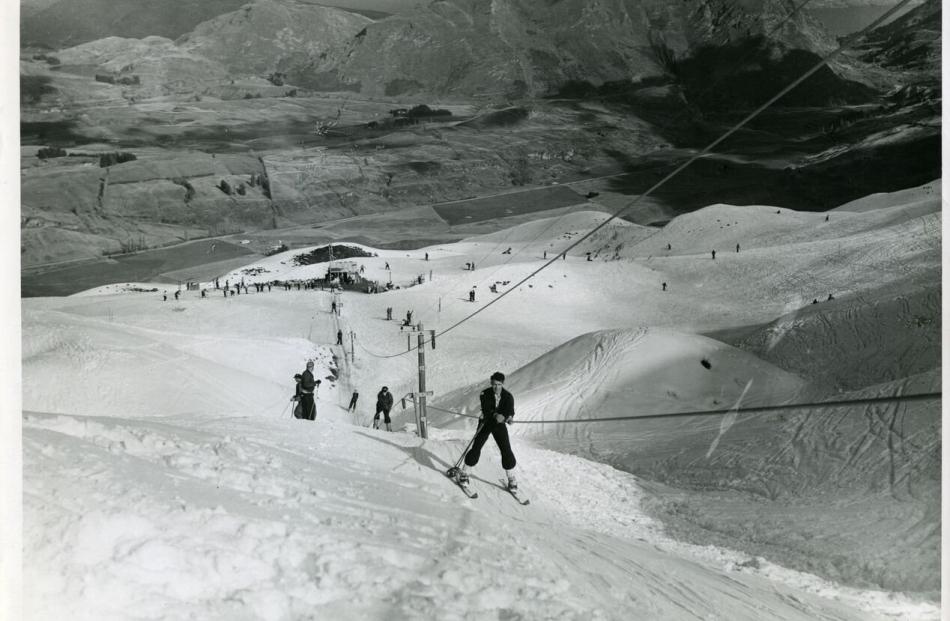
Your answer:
[446,372,525,503]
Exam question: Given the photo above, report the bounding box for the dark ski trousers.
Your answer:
[301,394,316,420]
[374,408,391,424]
[465,420,516,470]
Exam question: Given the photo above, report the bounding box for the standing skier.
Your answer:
[373,386,394,431]
[292,373,304,418]
[300,361,318,420]
[348,389,359,412]
[458,371,518,490]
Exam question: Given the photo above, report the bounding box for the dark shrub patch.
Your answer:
[99,152,137,167]
[37,146,67,159]
[21,75,56,103]
[292,244,376,266]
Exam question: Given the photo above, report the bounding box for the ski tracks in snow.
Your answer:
[22,412,619,620]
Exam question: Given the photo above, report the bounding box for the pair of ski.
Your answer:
[444,467,529,505]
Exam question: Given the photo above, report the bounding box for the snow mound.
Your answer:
[433,328,806,428]
[624,187,940,258]
[459,210,637,245]
[22,308,336,419]
[833,179,940,212]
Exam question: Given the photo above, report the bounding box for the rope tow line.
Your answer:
[425,391,941,425]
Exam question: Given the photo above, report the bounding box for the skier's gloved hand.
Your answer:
[505,416,513,426]
[494,414,506,424]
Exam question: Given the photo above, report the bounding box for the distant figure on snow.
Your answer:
[812,299,819,305]
[454,372,518,491]
[827,293,835,301]
[425,252,429,261]
[348,389,359,412]
[163,291,167,301]
[825,214,830,222]
[736,243,740,253]
[711,250,716,260]
[667,243,671,251]
[385,262,391,270]
[662,282,667,292]
[174,290,180,300]
[469,288,476,302]
[373,387,394,431]
[337,329,344,345]
[331,300,337,314]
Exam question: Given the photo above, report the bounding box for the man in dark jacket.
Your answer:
[373,386,394,431]
[300,361,318,420]
[292,373,304,418]
[458,371,518,490]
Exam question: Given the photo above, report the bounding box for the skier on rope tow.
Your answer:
[457,371,518,491]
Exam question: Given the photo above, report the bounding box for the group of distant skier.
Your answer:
[289,361,519,491]
[290,362,395,432]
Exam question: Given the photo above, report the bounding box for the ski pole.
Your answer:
[447,420,483,476]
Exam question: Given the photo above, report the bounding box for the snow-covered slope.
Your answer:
[431,327,807,427]
[20,180,941,619]
[26,406,914,621]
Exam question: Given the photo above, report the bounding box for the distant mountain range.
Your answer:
[27,0,844,99]
[324,0,836,97]
[20,0,400,48]
[22,0,254,47]
[21,0,926,50]
[853,0,940,74]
